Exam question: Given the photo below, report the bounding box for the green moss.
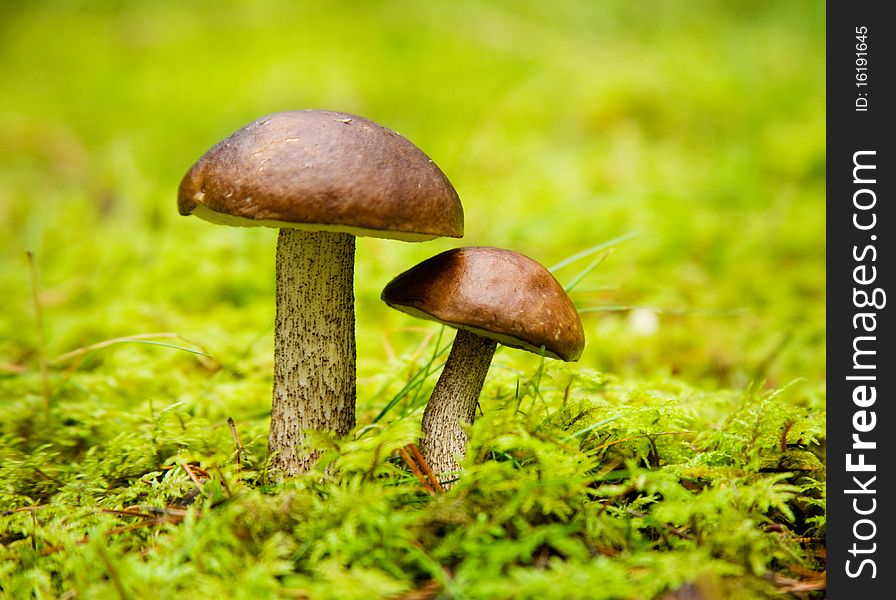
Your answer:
[1,359,824,598]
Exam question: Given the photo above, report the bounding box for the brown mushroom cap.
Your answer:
[177,110,463,241]
[381,247,585,361]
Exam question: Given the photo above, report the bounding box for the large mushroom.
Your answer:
[178,110,463,479]
[381,246,584,483]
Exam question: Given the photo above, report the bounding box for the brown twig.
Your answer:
[39,511,189,556]
[0,362,27,374]
[227,417,247,481]
[100,508,157,519]
[398,446,436,496]
[364,442,384,484]
[396,580,442,600]
[407,443,445,493]
[780,419,795,453]
[31,505,38,551]
[181,461,204,489]
[764,570,826,594]
[2,504,49,516]
[625,508,695,542]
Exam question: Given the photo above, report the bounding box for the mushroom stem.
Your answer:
[268,228,356,479]
[420,328,497,485]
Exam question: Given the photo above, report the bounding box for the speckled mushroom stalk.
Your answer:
[419,328,497,481]
[381,247,585,486]
[177,110,463,480]
[269,229,356,476]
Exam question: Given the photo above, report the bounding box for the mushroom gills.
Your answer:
[188,204,440,242]
[386,303,562,360]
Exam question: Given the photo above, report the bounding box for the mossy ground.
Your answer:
[1,1,825,598]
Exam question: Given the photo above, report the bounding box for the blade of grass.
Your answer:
[562,415,623,442]
[115,340,213,356]
[548,232,637,272]
[410,325,446,407]
[576,305,749,317]
[50,333,215,365]
[564,251,611,293]
[518,347,551,420]
[26,251,51,415]
[372,341,452,424]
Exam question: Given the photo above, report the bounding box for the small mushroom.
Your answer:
[381,246,585,483]
[178,110,463,479]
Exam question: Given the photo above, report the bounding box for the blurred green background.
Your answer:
[0,0,825,411]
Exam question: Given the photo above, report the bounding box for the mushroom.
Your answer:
[380,246,584,483]
[178,110,463,479]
